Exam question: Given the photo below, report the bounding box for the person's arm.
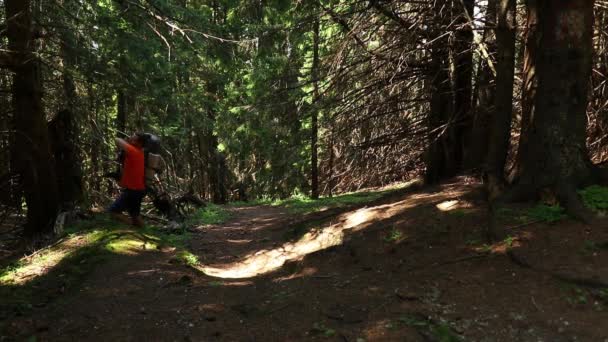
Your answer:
[115,138,136,154]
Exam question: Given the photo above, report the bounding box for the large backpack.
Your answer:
[139,133,163,189]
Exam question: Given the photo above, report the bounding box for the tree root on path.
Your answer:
[403,253,490,273]
[507,249,608,289]
[487,181,607,289]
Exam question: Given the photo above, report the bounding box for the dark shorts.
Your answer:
[108,189,146,218]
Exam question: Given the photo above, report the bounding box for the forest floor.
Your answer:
[1,178,608,341]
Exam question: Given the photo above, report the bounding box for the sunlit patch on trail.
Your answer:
[106,237,157,255]
[0,232,103,285]
[467,231,532,254]
[194,186,470,279]
[436,200,460,211]
[436,199,474,211]
[226,239,252,244]
[197,225,345,278]
[344,208,375,228]
[207,280,254,287]
[0,228,159,286]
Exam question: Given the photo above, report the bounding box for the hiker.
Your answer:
[107,133,146,227]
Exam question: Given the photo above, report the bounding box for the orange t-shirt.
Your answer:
[120,143,145,190]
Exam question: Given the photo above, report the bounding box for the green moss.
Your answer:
[0,214,199,321]
[311,322,336,337]
[398,315,462,341]
[282,191,382,214]
[187,204,231,225]
[526,204,566,223]
[105,238,157,254]
[231,181,419,215]
[579,185,608,213]
[384,229,405,243]
[177,251,199,266]
[448,209,467,217]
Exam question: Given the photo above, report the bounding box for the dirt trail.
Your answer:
[2,180,608,341]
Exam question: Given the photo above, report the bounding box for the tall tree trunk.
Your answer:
[49,109,82,209]
[51,0,83,209]
[511,0,538,181]
[116,90,127,135]
[311,18,320,199]
[88,82,101,194]
[0,73,15,206]
[6,0,59,236]
[468,0,497,170]
[328,128,335,198]
[508,0,597,219]
[425,0,456,184]
[453,0,474,170]
[485,0,516,198]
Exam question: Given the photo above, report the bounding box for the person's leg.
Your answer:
[132,216,144,227]
[126,190,146,227]
[111,212,133,225]
[108,190,131,224]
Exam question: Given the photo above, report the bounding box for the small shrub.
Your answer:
[384,229,404,242]
[398,315,462,341]
[177,251,199,266]
[188,204,231,225]
[583,240,600,253]
[448,209,467,217]
[526,204,566,223]
[579,185,608,213]
[311,322,336,337]
[566,287,588,305]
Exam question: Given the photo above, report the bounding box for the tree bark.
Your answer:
[0,73,17,207]
[511,0,538,182]
[52,0,83,209]
[49,109,82,209]
[311,18,320,199]
[116,89,127,135]
[485,0,516,198]
[453,0,475,170]
[507,0,597,220]
[88,82,101,194]
[468,0,497,170]
[6,0,59,236]
[425,0,456,184]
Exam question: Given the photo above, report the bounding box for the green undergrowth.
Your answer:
[494,185,608,226]
[273,191,386,214]
[176,250,199,266]
[398,315,463,341]
[186,203,232,226]
[0,214,194,321]
[579,185,608,214]
[233,181,419,215]
[525,204,567,223]
[497,204,566,225]
[385,228,406,243]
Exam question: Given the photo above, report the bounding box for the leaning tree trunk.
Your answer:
[6,0,60,236]
[485,0,516,198]
[508,0,597,218]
